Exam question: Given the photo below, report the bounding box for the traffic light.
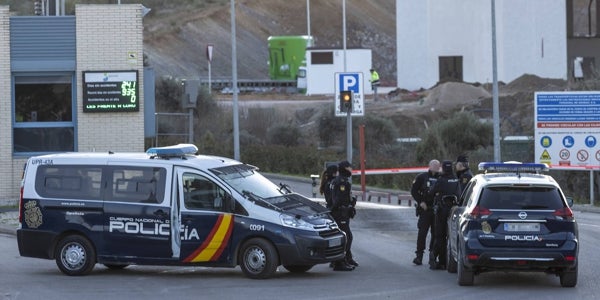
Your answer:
[340,90,352,112]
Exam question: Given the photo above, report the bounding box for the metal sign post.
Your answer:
[207,44,214,94]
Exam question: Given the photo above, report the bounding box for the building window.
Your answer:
[311,51,334,64]
[438,56,463,82]
[13,74,75,154]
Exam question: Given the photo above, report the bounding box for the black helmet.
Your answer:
[441,160,453,174]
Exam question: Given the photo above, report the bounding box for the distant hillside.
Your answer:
[142,0,396,84]
[1,0,595,87]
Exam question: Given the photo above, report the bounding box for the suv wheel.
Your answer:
[559,263,578,287]
[457,247,474,286]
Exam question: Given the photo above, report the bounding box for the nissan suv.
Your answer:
[446,162,578,287]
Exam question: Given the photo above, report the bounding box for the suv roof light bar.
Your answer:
[146,144,198,159]
[478,162,549,174]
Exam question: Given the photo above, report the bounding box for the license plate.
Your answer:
[504,222,540,232]
[329,237,342,247]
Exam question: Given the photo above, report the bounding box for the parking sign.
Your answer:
[335,72,364,116]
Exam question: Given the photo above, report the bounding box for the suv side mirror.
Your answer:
[442,195,458,206]
[565,196,574,207]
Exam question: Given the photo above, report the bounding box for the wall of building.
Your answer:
[305,48,372,95]
[0,4,145,203]
[76,4,145,153]
[396,0,566,90]
[0,6,19,204]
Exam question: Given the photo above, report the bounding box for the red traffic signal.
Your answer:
[340,90,352,111]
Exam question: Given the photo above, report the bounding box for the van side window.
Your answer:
[35,165,102,200]
[183,173,227,211]
[108,167,166,204]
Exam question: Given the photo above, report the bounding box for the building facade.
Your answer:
[0,4,146,202]
[396,0,567,90]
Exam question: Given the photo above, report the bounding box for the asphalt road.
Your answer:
[1,176,599,299]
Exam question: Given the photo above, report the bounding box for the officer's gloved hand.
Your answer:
[419,202,428,211]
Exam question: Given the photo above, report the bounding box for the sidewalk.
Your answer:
[1,203,599,237]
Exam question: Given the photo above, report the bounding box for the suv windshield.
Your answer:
[479,186,564,210]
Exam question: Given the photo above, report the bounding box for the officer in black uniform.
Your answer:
[410,159,440,266]
[428,160,461,270]
[455,154,473,193]
[319,164,338,209]
[330,160,357,271]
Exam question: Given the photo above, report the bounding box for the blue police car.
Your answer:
[446,162,578,287]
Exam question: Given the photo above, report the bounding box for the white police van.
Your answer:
[17,144,346,279]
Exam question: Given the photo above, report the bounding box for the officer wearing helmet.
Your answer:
[428,160,461,270]
[410,159,440,266]
[455,154,473,192]
[330,160,358,271]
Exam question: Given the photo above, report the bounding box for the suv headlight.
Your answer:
[279,214,313,230]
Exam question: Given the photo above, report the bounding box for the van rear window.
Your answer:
[108,167,166,204]
[36,165,102,200]
[34,165,167,204]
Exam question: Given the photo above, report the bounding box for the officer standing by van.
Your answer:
[330,160,358,271]
[410,159,440,266]
[428,160,461,270]
[319,164,338,209]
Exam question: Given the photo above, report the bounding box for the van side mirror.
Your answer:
[224,194,235,212]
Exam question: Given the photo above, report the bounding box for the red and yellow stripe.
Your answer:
[183,214,234,262]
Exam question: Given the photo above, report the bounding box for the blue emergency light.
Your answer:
[478,162,549,174]
[146,144,198,158]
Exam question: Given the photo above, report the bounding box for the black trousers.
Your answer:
[416,210,435,255]
[432,205,450,265]
[333,212,353,262]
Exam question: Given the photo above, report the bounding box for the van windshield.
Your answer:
[211,164,283,199]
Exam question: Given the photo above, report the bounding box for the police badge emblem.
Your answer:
[481,221,492,234]
[24,200,43,228]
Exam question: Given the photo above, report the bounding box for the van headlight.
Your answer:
[279,214,313,230]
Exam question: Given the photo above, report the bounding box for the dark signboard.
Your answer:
[82,71,139,112]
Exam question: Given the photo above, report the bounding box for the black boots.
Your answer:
[333,261,355,271]
[413,252,423,265]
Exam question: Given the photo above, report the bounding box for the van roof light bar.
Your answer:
[146,144,198,159]
[478,162,549,174]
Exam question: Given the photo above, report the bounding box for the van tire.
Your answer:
[55,235,96,276]
[446,237,457,273]
[239,238,279,279]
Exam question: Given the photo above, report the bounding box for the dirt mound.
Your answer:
[424,82,491,111]
[504,74,567,93]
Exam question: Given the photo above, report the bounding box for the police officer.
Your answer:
[455,154,473,192]
[330,160,357,271]
[410,159,440,266]
[428,160,461,270]
[319,164,338,209]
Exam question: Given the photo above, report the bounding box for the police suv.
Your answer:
[17,144,346,279]
[446,162,578,287]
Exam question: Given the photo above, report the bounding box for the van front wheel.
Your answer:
[55,235,96,276]
[239,238,278,279]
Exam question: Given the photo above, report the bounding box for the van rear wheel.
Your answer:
[55,235,96,276]
[239,238,278,279]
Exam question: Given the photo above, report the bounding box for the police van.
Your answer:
[17,144,346,279]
